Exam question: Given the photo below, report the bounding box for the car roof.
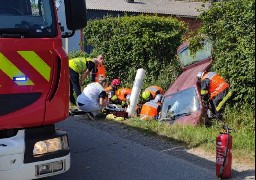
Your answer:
[164,60,211,96]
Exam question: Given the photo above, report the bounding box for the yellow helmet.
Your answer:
[116,89,121,96]
[142,90,151,100]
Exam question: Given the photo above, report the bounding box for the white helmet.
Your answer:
[154,94,163,103]
[197,72,205,80]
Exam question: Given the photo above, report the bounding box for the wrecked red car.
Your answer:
[159,40,212,125]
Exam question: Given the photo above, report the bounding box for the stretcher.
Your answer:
[69,104,128,118]
[104,104,129,118]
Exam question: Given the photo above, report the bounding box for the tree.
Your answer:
[190,0,255,108]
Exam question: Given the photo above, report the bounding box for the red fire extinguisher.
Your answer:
[216,124,233,179]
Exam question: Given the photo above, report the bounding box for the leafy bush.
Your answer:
[68,50,88,59]
[189,0,255,108]
[83,15,186,90]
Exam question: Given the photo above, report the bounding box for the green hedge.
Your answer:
[68,50,88,59]
[190,0,255,108]
[83,15,187,90]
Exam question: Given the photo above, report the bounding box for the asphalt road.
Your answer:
[44,116,254,180]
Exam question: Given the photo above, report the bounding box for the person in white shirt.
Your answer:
[76,76,108,118]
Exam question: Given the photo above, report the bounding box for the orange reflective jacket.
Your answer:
[105,86,113,92]
[202,72,229,99]
[116,88,132,101]
[145,86,164,98]
[95,62,106,82]
[140,101,159,120]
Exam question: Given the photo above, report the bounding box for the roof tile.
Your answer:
[86,0,210,17]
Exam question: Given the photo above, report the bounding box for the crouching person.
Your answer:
[140,94,163,121]
[77,76,108,120]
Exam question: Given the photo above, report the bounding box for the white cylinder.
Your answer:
[127,68,146,117]
[65,38,69,53]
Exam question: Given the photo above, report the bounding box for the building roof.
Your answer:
[86,0,210,18]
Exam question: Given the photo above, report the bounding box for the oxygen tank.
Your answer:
[127,68,146,117]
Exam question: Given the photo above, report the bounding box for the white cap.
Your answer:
[197,72,205,79]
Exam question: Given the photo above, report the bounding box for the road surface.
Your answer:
[44,115,254,180]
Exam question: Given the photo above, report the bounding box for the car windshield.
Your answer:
[0,0,57,38]
[160,87,201,120]
[178,40,212,67]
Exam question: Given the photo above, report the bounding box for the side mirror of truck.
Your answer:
[64,0,87,31]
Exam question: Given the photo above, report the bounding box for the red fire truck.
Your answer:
[0,0,86,179]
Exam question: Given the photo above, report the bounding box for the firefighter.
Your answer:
[197,71,232,121]
[105,78,121,102]
[69,57,100,107]
[76,76,108,120]
[141,85,164,103]
[91,54,106,82]
[111,87,132,108]
[140,94,163,120]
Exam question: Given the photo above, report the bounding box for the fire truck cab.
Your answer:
[0,0,86,179]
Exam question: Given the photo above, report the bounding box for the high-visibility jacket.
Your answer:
[201,72,229,99]
[105,86,113,93]
[116,88,132,102]
[94,62,106,82]
[69,57,92,74]
[145,86,164,99]
[140,101,160,120]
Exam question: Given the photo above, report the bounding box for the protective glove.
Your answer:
[111,95,118,101]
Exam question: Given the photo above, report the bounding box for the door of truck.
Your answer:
[0,0,60,129]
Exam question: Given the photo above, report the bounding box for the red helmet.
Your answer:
[111,79,121,86]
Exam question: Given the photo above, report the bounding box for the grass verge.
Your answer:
[109,106,255,166]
